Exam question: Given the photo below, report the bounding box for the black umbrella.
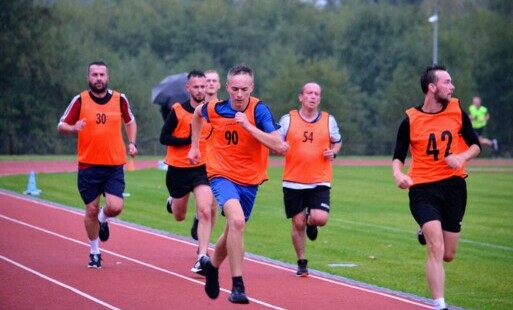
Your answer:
[151,72,190,107]
[151,72,190,121]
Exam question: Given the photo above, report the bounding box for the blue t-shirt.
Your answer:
[201,99,280,133]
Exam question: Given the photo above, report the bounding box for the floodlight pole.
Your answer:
[429,0,439,65]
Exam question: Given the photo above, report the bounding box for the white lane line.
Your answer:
[16,190,506,253]
[0,190,431,309]
[0,214,285,310]
[0,254,120,310]
[242,256,432,309]
[1,190,433,308]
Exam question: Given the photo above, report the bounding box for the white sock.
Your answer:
[90,238,100,254]
[98,208,108,223]
[198,253,207,260]
[434,297,446,310]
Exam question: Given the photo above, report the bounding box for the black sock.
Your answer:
[232,276,244,288]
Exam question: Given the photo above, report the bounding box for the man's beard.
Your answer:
[192,94,205,103]
[434,91,450,106]
[89,81,108,93]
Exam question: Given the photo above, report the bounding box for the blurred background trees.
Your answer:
[1,0,511,156]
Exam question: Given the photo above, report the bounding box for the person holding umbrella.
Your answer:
[152,72,190,122]
[159,70,217,276]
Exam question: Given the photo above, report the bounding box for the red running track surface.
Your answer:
[2,157,512,176]
[0,191,432,309]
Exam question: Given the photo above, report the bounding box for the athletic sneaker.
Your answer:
[190,216,199,241]
[200,256,219,299]
[191,257,205,276]
[417,228,426,245]
[88,253,102,268]
[296,259,309,277]
[305,210,318,241]
[166,196,173,214]
[228,284,249,304]
[98,221,110,242]
[306,224,318,241]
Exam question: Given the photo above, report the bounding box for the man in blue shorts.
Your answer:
[188,64,289,304]
[58,61,138,268]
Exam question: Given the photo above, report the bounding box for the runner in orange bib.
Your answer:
[159,70,216,276]
[188,64,289,304]
[392,65,480,310]
[58,61,138,269]
[278,82,342,277]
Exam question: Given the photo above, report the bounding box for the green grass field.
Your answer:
[1,164,512,310]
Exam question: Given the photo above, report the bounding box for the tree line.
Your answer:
[1,0,512,156]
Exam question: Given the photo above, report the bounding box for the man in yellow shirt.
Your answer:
[468,96,498,154]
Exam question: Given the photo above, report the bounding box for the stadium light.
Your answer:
[428,1,439,65]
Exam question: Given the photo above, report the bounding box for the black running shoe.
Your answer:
[166,196,173,214]
[306,224,318,241]
[88,253,102,268]
[200,256,219,299]
[99,221,110,242]
[305,210,318,241]
[191,257,205,276]
[296,259,309,277]
[228,284,249,304]
[190,216,199,241]
[417,228,426,245]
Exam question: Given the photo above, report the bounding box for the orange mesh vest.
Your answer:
[206,97,269,185]
[164,103,211,167]
[406,98,468,185]
[77,91,126,165]
[283,110,332,184]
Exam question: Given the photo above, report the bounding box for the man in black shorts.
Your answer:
[160,70,216,275]
[392,65,480,310]
[278,82,342,277]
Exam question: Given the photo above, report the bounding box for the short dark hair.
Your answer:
[420,64,447,94]
[187,70,205,80]
[88,61,108,74]
[227,64,253,80]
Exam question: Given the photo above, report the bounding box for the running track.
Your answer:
[1,157,511,176]
[1,190,433,309]
[3,158,509,309]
